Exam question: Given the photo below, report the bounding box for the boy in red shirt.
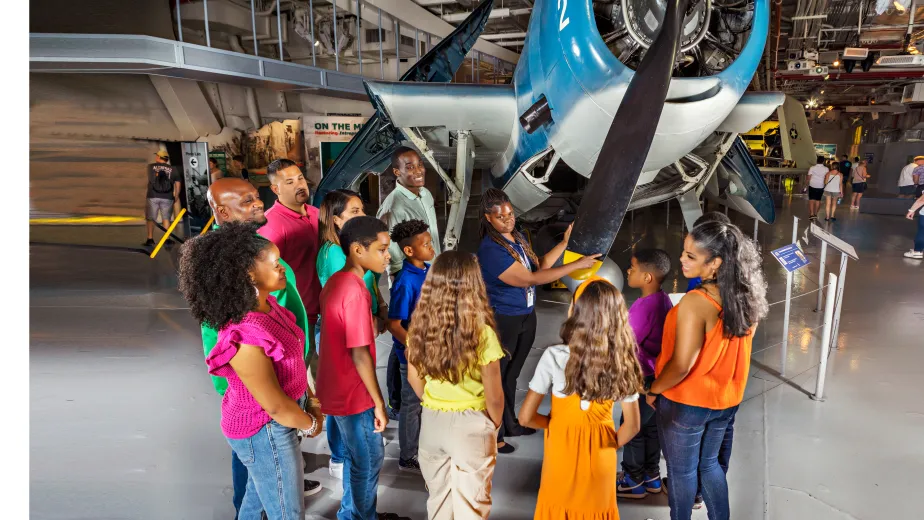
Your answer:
[317,216,400,520]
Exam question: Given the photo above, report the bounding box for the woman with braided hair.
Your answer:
[476,188,600,453]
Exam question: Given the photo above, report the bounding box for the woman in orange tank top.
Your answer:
[645,221,768,520]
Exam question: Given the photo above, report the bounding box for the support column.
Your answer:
[443,131,473,251]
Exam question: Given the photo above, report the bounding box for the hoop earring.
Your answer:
[254,285,260,299]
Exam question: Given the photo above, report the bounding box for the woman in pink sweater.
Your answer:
[178,222,323,520]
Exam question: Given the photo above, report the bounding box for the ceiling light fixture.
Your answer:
[833,60,840,67]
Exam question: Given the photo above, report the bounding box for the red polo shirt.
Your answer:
[259,203,321,323]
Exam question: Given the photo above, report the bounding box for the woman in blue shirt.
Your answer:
[476,188,599,453]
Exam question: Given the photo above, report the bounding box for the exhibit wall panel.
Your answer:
[859,141,924,193]
[30,73,183,216]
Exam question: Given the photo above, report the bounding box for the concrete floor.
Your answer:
[30,198,924,520]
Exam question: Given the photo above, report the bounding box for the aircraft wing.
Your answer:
[364,81,517,170]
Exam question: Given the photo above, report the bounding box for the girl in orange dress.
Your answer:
[518,278,644,520]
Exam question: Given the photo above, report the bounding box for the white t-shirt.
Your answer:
[528,345,639,411]
[807,164,829,189]
[899,163,917,187]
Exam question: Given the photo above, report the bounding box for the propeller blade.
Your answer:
[565,0,692,270]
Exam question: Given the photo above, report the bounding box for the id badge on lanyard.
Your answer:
[514,244,535,308]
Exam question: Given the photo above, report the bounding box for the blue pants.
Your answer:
[231,449,250,518]
[656,396,739,520]
[331,408,385,520]
[227,421,304,520]
[915,214,924,252]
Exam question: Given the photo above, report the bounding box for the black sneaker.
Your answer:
[398,457,422,474]
[497,442,515,454]
[507,425,536,437]
[377,513,411,520]
[693,495,704,510]
[144,239,155,247]
[303,479,322,497]
[387,407,400,421]
[165,239,175,246]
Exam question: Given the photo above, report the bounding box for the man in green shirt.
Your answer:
[377,147,442,277]
[202,178,320,514]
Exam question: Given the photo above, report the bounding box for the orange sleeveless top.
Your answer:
[654,290,753,410]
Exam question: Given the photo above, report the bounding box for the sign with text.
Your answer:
[772,244,810,272]
[302,115,370,186]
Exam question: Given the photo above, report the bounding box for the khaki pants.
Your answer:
[419,407,498,520]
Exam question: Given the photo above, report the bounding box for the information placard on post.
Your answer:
[772,244,810,272]
[809,223,858,260]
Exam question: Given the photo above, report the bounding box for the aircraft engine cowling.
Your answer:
[593,0,755,78]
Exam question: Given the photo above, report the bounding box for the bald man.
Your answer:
[202,178,322,511]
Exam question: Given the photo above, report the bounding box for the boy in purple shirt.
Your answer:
[617,248,673,499]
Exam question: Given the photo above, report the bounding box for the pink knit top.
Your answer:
[206,296,308,439]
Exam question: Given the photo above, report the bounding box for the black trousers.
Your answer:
[386,347,402,411]
[494,310,537,441]
[621,375,660,481]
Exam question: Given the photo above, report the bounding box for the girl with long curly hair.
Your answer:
[476,188,600,453]
[405,251,505,520]
[178,222,323,520]
[518,278,643,520]
[646,220,768,520]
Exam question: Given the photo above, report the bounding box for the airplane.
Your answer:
[314,0,783,289]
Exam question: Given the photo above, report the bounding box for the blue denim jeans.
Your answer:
[331,408,385,520]
[328,415,346,465]
[231,449,250,519]
[398,362,422,462]
[656,396,738,520]
[226,421,304,520]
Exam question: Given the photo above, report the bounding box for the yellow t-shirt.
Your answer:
[421,327,505,412]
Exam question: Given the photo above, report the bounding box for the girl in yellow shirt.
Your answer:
[406,251,505,520]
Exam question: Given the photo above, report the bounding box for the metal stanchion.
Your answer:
[812,273,838,401]
[309,0,315,64]
[251,0,260,56]
[332,0,338,69]
[204,0,211,46]
[815,241,827,312]
[830,253,848,350]
[276,0,283,59]
[780,215,799,376]
[666,199,670,227]
[176,0,184,42]
[753,218,759,241]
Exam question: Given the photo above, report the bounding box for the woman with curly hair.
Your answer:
[405,251,505,520]
[518,278,643,520]
[646,220,768,520]
[476,188,600,453]
[178,222,323,520]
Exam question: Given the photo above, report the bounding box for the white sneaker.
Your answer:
[904,250,923,259]
[329,461,344,480]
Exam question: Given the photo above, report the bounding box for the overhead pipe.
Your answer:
[773,0,781,90]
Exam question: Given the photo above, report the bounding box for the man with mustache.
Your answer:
[203,177,323,516]
[259,159,322,377]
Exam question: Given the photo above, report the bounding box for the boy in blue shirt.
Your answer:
[386,219,436,473]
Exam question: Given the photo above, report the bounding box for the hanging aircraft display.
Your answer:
[315,0,783,286]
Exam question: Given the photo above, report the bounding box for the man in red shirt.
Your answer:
[258,159,321,372]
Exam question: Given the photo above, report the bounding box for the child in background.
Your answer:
[684,212,731,292]
[616,249,673,499]
[405,251,505,520]
[316,216,403,520]
[519,278,643,520]
[386,219,436,474]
